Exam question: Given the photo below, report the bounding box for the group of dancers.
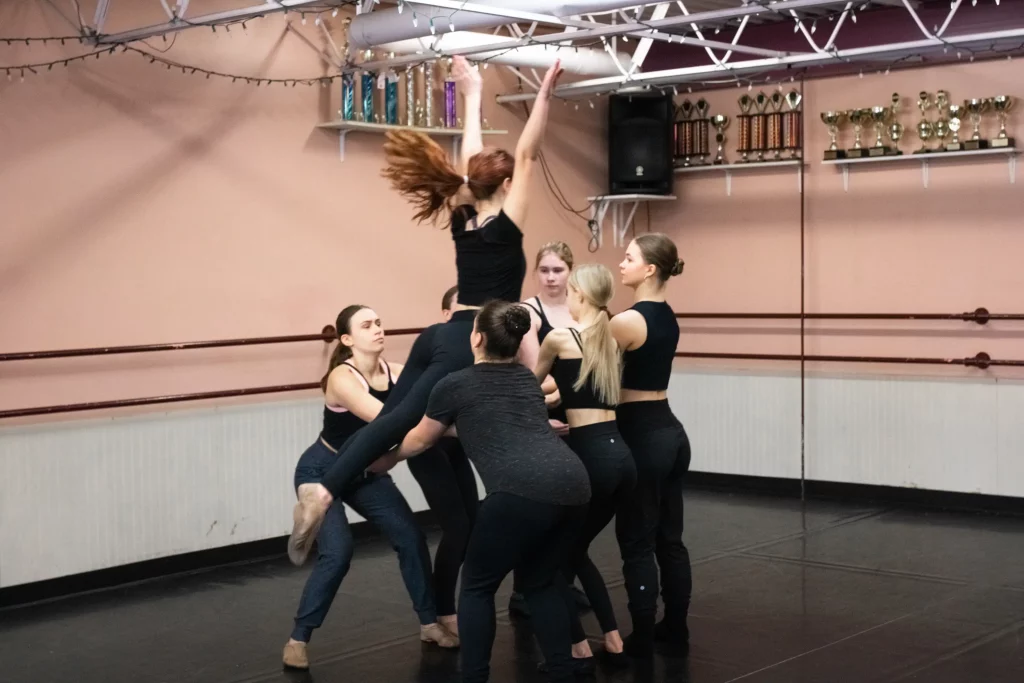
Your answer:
[282,57,692,683]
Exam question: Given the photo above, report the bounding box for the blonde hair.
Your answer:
[535,241,574,270]
[568,264,620,406]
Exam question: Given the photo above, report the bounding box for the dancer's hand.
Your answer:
[537,59,564,101]
[548,419,570,437]
[544,389,562,409]
[452,56,483,97]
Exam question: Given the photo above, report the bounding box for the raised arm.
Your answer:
[452,57,484,172]
[397,416,448,460]
[502,60,564,228]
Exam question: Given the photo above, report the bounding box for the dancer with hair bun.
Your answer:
[376,300,591,683]
[610,234,692,658]
[287,57,565,568]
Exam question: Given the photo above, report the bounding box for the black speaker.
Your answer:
[607,93,674,195]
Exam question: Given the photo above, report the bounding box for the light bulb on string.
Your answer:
[301,14,306,25]
[333,9,338,17]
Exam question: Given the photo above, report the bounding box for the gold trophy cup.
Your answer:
[945,103,965,151]
[711,114,730,165]
[990,95,1015,148]
[962,98,990,150]
[821,111,847,160]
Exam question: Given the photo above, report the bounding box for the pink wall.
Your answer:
[3,2,1022,425]
[649,58,1024,380]
[0,3,609,421]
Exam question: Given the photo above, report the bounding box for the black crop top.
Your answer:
[620,301,679,392]
[320,361,394,450]
[451,205,527,306]
[551,329,615,411]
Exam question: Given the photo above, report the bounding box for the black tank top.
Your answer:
[320,361,394,450]
[525,297,568,423]
[451,205,527,306]
[551,329,614,411]
[621,301,678,391]
[524,296,554,342]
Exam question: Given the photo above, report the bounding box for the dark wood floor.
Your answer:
[2,489,1023,683]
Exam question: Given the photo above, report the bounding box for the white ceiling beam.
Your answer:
[629,3,670,73]
[96,0,343,44]
[495,27,1024,102]
[355,0,844,71]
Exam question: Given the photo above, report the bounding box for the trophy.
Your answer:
[914,91,933,154]
[784,90,802,159]
[962,98,989,150]
[868,105,894,156]
[405,65,415,126]
[990,95,1015,148]
[821,111,847,160]
[694,98,711,165]
[424,61,435,128]
[767,91,785,160]
[846,108,870,158]
[360,50,375,124]
[737,94,753,162]
[384,56,399,125]
[675,99,695,166]
[889,120,904,153]
[752,91,769,161]
[945,103,964,151]
[711,114,730,165]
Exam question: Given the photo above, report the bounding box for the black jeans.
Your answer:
[460,492,586,683]
[291,440,436,642]
[564,422,637,643]
[321,311,476,498]
[406,436,479,617]
[614,400,692,626]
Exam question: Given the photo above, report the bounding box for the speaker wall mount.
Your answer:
[585,193,677,248]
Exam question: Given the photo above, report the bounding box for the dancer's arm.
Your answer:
[533,328,568,382]
[395,416,448,460]
[503,60,564,228]
[451,56,483,207]
[454,57,484,170]
[610,310,647,352]
[325,368,385,423]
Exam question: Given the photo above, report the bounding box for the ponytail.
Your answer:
[381,130,463,225]
[381,130,516,226]
[568,265,621,406]
[320,304,369,392]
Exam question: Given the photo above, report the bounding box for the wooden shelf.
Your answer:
[316,119,508,162]
[673,159,803,196]
[821,146,1018,190]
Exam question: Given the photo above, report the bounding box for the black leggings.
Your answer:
[614,400,692,624]
[459,492,586,683]
[406,436,479,617]
[564,422,637,643]
[321,310,476,498]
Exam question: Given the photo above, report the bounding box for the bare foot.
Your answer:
[438,615,459,637]
[287,483,332,565]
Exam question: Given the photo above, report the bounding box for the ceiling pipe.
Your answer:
[348,0,666,48]
[376,31,631,75]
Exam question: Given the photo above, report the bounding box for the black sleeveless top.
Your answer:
[524,296,554,342]
[551,329,614,411]
[451,205,527,306]
[621,301,679,392]
[525,297,568,423]
[320,361,395,450]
